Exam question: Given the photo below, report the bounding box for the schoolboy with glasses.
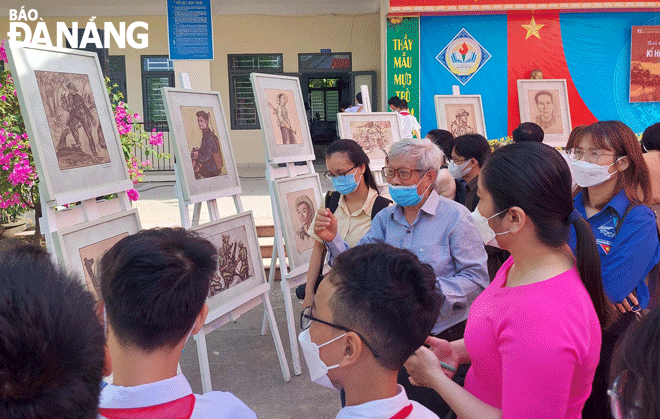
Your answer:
[299,243,442,419]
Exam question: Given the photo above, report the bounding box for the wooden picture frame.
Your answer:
[6,43,133,205]
[53,209,141,300]
[250,73,315,164]
[434,94,487,139]
[336,112,401,170]
[517,79,572,147]
[272,173,323,270]
[191,211,269,322]
[162,88,241,204]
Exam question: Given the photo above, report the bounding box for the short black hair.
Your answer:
[453,133,491,167]
[512,122,544,143]
[426,129,454,159]
[398,99,409,110]
[100,228,217,351]
[355,92,363,104]
[642,122,660,152]
[388,96,401,108]
[326,243,441,371]
[0,244,104,419]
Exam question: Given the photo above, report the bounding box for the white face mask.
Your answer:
[471,206,510,249]
[298,329,344,391]
[448,159,471,179]
[570,159,619,188]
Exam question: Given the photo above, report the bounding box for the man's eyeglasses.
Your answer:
[300,306,380,358]
[608,369,645,419]
[566,148,620,164]
[324,164,357,180]
[381,166,424,180]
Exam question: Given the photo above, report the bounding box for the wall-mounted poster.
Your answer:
[434,95,487,139]
[272,174,322,270]
[6,43,132,205]
[54,210,141,299]
[336,112,401,169]
[191,211,267,320]
[162,88,241,203]
[250,73,315,164]
[517,79,571,146]
[630,25,660,103]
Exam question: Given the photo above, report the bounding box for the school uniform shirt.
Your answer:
[336,385,440,419]
[308,188,381,264]
[397,112,421,138]
[568,189,660,308]
[98,374,257,419]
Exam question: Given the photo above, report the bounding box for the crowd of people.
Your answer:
[1,116,660,419]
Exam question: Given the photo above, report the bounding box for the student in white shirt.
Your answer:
[97,228,256,419]
[397,99,421,139]
[345,92,366,113]
[298,243,442,419]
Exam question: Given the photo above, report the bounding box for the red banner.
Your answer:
[507,11,596,134]
[390,1,659,14]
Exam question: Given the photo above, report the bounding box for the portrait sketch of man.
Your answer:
[180,106,227,180]
[206,225,254,297]
[445,104,476,137]
[265,88,303,145]
[78,232,128,299]
[286,189,316,253]
[34,71,111,170]
[348,120,393,160]
[528,90,563,135]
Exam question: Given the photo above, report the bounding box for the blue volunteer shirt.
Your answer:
[568,190,660,308]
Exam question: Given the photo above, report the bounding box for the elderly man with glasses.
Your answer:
[316,137,488,417]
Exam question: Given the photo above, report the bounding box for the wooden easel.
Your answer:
[260,160,320,376]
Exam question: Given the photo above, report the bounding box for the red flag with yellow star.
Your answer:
[508,11,597,134]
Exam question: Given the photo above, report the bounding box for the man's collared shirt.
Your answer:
[568,190,660,308]
[99,374,257,419]
[328,190,489,334]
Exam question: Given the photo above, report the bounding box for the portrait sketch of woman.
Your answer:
[180,106,227,180]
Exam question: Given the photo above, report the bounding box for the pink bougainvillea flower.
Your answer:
[127,189,140,201]
[0,95,6,101]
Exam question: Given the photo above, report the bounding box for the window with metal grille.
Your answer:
[228,54,283,130]
[141,56,174,131]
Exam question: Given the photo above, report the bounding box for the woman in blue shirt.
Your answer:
[566,120,660,417]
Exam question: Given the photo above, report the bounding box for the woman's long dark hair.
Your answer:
[610,306,660,419]
[326,139,379,193]
[481,142,614,329]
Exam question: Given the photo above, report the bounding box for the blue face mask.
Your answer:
[388,173,429,207]
[332,172,362,195]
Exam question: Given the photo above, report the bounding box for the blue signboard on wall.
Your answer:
[167,0,214,60]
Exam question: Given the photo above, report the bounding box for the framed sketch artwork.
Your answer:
[191,211,267,319]
[5,43,132,205]
[517,79,572,146]
[250,73,315,164]
[434,95,487,138]
[272,174,323,269]
[53,210,141,300]
[162,88,241,203]
[336,112,401,169]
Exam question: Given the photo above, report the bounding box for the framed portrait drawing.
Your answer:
[53,210,141,300]
[336,112,401,169]
[272,174,322,270]
[191,211,268,320]
[6,43,132,205]
[434,95,487,139]
[162,88,241,204]
[250,73,315,164]
[517,79,572,146]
